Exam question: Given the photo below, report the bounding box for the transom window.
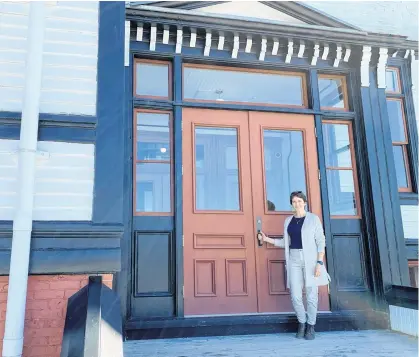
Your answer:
[134,59,172,100]
[318,74,349,111]
[183,64,307,107]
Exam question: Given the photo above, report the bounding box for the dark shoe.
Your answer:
[296,323,306,339]
[304,324,315,340]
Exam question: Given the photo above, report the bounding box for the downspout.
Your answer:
[2,3,46,357]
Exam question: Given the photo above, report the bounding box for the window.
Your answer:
[385,68,412,192]
[134,110,172,215]
[409,260,418,288]
[134,59,172,100]
[183,64,307,107]
[322,121,361,218]
[318,74,349,111]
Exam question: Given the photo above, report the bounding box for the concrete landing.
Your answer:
[124,330,418,357]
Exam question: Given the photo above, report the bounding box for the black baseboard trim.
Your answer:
[125,310,389,340]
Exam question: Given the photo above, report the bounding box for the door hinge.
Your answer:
[181,120,183,131]
[318,170,321,180]
[182,285,184,296]
[182,165,184,175]
[314,127,317,137]
[182,234,184,247]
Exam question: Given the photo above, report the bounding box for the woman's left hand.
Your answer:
[315,263,321,277]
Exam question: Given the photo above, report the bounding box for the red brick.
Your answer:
[48,335,63,346]
[25,327,63,338]
[31,309,63,319]
[33,290,64,300]
[24,336,48,346]
[48,299,66,311]
[27,281,50,291]
[25,345,60,356]
[64,289,79,298]
[49,280,81,290]
[26,300,49,310]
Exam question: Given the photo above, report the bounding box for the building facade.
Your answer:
[0,1,418,356]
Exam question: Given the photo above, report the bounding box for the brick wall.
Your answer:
[0,274,113,357]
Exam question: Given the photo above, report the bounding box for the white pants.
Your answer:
[289,249,319,325]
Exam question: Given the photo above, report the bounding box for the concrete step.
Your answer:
[124,329,418,357]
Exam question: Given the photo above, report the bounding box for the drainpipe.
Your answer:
[2,2,46,357]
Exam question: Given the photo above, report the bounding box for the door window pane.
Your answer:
[393,146,409,188]
[323,123,352,168]
[263,130,307,211]
[135,61,170,98]
[136,163,171,212]
[136,112,170,161]
[184,66,306,106]
[195,127,240,211]
[326,170,357,216]
[386,68,400,93]
[319,76,347,110]
[386,99,406,142]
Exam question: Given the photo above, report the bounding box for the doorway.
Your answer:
[182,108,330,315]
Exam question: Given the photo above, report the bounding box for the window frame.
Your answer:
[134,58,173,100]
[182,63,308,108]
[385,67,414,193]
[322,119,362,219]
[318,74,349,112]
[133,108,174,216]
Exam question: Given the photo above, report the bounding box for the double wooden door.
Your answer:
[182,108,329,315]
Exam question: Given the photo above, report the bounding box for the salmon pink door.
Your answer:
[182,108,329,316]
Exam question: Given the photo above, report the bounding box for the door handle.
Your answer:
[256,216,263,248]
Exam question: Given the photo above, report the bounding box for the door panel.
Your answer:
[248,111,329,312]
[183,108,330,315]
[182,108,258,315]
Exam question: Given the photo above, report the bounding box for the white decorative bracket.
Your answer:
[190,28,196,47]
[392,50,399,58]
[311,43,320,66]
[149,24,157,51]
[285,39,293,64]
[136,23,143,42]
[176,27,183,54]
[162,25,169,45]
[245,35,252,53]
[333,45,342,67]
[322,43,329,60]
[124,21,130,67]
[218,31,225,50]
[259,37,267,61]
[343,46,351,62]
[272,38,279,56]
[204,31,212,56]
[232,33,239,59]
[298,40,305,58]
[377,47,388,89]
[361,45,372,87]
[404,49,411,59]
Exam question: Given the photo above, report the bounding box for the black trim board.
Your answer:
[406,239,419,261]
[386,285,418,310]
[0,221,123,275]
[125,310,389,340]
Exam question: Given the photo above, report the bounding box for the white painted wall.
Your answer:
[195,1,306,24]
[0,1,98,115]
[0,139,94,221]
[400,206,419,239]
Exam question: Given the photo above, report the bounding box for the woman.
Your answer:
[259,191,330,341]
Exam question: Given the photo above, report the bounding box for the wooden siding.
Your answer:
[0,1,98,115]
[401,205,419,239]
[389,305,418,337]
[0,139,94,221]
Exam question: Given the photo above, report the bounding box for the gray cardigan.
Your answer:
[274,212,329,288]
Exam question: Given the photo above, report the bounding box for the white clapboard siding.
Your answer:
[0,1,99,116]
[0,139,94,221]
[400,205,419,239]
[389,305,418,337]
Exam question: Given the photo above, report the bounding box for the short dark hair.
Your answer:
[290,191,307,205]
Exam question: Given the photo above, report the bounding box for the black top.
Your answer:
[288,216,306,249]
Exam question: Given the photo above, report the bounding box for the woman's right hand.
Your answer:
[258,231,267,242]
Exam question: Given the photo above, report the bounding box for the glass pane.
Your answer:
[136,163,171,213]
[195,127,240,211]
[136,112,170,161]
[393,146,409,188]
[386,100,406,142]
[184,67,305,106]
[326,170,358,216]
[322,123,352,168]
[136,62,169,98]
[319,77,346,109]
[386,69,400,93]
[263,130,307,211]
